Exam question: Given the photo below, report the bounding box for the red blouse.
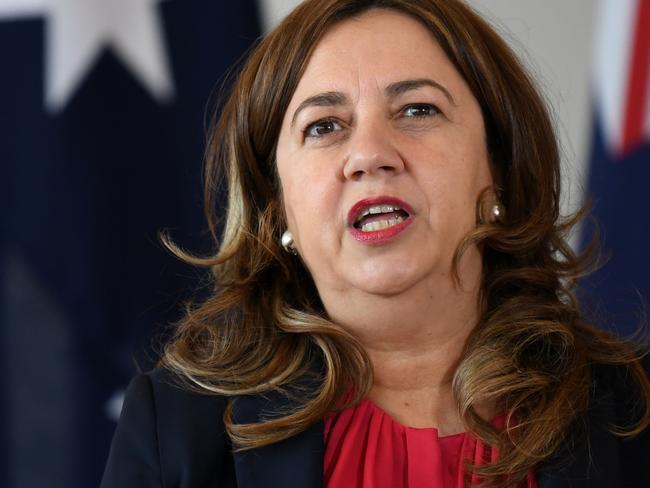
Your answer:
[324,398,537,487]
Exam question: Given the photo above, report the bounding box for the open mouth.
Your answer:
[348,197,415,244]
[353,204,411,232]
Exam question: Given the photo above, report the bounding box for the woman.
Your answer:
[101,0,650,487]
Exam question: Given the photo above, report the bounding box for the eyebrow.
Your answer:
[290,78,455,128]
[291,91,348,127]
[385,78,456,105]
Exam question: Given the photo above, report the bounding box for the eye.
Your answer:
[402,104,440,118]
[304,118,343,138]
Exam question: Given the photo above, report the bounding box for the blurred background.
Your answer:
[1,0,648,486]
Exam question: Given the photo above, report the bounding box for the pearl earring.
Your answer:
[281,230,297,254]
[491,203,505,222]
[477,199,505,225]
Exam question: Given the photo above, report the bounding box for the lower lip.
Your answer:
[349,217,414,244]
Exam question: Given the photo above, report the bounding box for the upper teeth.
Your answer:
[357,204,401,221]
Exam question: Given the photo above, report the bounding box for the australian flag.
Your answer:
[1,2,260,487]
[582,0,650,337]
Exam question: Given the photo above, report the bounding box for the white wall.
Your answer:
[257,0,596,218]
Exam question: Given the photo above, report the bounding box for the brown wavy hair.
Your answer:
[161,0,650,485]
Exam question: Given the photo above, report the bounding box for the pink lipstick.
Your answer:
[348,196,414,244]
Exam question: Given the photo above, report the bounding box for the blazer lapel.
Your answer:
[231,391,324,488]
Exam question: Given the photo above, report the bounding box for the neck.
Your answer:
[321,257,483,432]
[363,283,477,432]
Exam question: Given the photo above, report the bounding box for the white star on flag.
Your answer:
[0,0,174,112]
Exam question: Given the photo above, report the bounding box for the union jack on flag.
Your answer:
[583,0,650,335]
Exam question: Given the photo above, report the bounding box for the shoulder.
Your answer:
[144,367,229,426]
[100,367,235,488]
[538,354,650,487]
[144,368,233,473]
[594,354,650,484]
[593,354,650,441]
[591,352,650,424]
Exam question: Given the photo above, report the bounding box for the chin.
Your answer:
[348,259,432,296]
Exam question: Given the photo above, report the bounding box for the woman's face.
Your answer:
[275,9,493,301]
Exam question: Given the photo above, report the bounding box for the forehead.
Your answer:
[290,9,462,100]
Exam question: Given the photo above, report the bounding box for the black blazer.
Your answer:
[101,362,650,488]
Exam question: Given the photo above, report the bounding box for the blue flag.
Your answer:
[1,2,259,487]
[582,0,650,337]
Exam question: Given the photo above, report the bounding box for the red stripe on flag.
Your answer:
[622,0,650,155]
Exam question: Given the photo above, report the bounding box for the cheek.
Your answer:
[444,126,492,191]
[415,150,491,231]
[279,165,341,242]
[279,173,302,227]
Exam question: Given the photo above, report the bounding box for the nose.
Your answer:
[342,120,405,181]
